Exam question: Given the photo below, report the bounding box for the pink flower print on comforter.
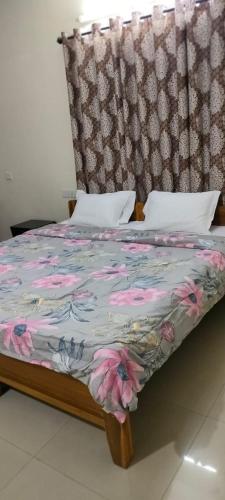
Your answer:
[196,250,225,270]
[90,348,144,422]
[32,274,81,289]
[31,359,52,368]
[160,321,175,342]
[91,265,129,281]
[95,229,122,240]
[154,233,186,244]
[109,288,167,306]
[0,247,8,256]
[24,256,59,270]
[0,264,15,274]
[174,278,203,317]
[64,239,91,246]
[0,318,57,357]
[121,243,153,253]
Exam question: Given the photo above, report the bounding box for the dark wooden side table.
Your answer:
[11,219,56,237]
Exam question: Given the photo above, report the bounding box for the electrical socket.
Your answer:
[62,190,76,199]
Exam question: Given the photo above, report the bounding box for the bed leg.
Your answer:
[104,412,134,468]
[0,383,9,396]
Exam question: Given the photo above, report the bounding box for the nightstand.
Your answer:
[11,219,56,237]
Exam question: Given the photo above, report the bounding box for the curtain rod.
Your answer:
[57,0,207,44]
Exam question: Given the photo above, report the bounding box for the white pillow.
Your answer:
[76,190,86,199]
[119,191,136,224]
[70,191,135,228]
[72,191,135,226]
[210,225,225,237]
[143,191,220,234]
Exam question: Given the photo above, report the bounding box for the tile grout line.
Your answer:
[32,415,71,459]
[155,377,225,420]
[34,416,111,499]
[33,458,108,500]
[0,434,33,458]
[0,395,115,499]
[160,413,208,500]
[147,394,218,420]
[0,455,33,496]
[204,381,225,417]
[29,395,225,500]
[160,382,225,499]
[0,414,70,459]
[0,456,106,500]
[1,384,225,500]
[0,416,72,498]
[34,399,207,500]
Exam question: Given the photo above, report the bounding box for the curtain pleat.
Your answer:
[63,0,225,201]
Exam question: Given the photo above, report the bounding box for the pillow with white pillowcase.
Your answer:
[70,191,136,227]
[75,190,135,225]
[210,226,225,237]
[143,190,220,234]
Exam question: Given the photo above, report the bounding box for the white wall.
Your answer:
[0,0,83,241]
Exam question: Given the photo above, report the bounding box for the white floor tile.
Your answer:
[38,397,203,500]
[163,417,225,500]
[0,390,68,455]
[209,385,225,423]
[0,437,30,492]
[0,459,103,500]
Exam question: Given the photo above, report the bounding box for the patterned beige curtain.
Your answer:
[62,0,225,201]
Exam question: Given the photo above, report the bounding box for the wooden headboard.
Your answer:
[68,199,76,218]
[68,200,225,225]
[133,202,225,225]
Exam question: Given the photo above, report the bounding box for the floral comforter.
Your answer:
[1,223,225,422]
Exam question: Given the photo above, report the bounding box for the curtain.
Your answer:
[62,0,225,202]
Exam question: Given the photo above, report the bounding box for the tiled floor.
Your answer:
[1,298,225,500]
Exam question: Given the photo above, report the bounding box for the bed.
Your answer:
[0,200,225,468]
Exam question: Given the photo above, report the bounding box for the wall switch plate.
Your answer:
[62,190,76,199]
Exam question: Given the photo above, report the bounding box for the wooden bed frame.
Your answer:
[1,199,225,468]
